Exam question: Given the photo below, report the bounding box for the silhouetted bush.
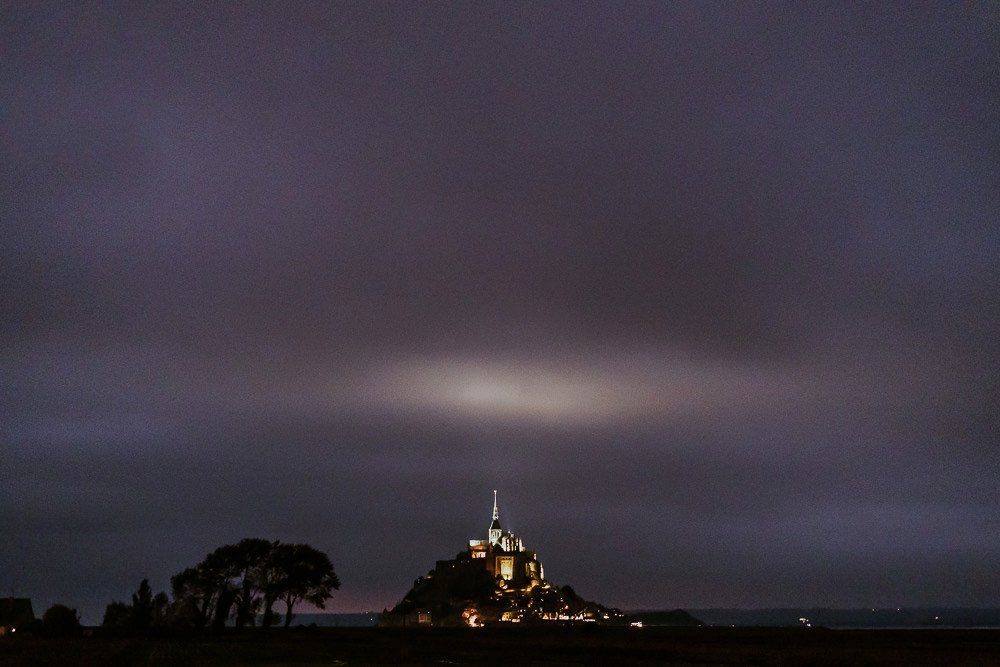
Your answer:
[102,601,131,630]
[101,579,174,635]
[41,604,82,637]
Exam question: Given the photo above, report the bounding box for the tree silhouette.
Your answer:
[269,543,341,628]
[171,564,225,629]
[101,601,131,630]
[257,545,285,629]
[152,591,169,625]
[131,578,154,631]
[212,538,273,628]
[41,604,81,637]
[165,538,338,630]
[102,579,170,634]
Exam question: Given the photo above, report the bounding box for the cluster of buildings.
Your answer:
[465,491,545,595]
[381,492,623,627]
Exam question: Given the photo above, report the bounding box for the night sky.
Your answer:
[3,3,999,623]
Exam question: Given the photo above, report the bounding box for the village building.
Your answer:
[0,598,34,636]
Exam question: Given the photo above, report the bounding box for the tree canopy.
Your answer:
[41,604,82,637]
[266,543,341,628]
[110,538,341,632]
[102,578,170,633]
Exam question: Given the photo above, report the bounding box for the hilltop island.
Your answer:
[381,493,690,627]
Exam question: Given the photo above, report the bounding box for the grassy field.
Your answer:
[2,626,999,666]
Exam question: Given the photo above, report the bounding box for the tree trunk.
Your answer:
[197,599,210,629]
[261,594,275,629]
[212,589,235,632]
[235,579,253,628]
[283,595,296,628]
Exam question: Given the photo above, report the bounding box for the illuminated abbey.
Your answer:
[467,490,545,590]
[380,492,623,626]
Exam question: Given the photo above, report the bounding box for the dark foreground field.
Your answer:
[2,627,1000,666]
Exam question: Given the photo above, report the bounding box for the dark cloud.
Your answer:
[2,2,998,621]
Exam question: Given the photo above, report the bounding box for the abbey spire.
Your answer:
[489,490,502,546]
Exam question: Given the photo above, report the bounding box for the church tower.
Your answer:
[489,490,502,546]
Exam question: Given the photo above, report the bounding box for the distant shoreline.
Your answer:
[291,608,1000,630]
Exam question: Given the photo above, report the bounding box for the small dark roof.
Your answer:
[0,599,34,626]
[490,518,501,530]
